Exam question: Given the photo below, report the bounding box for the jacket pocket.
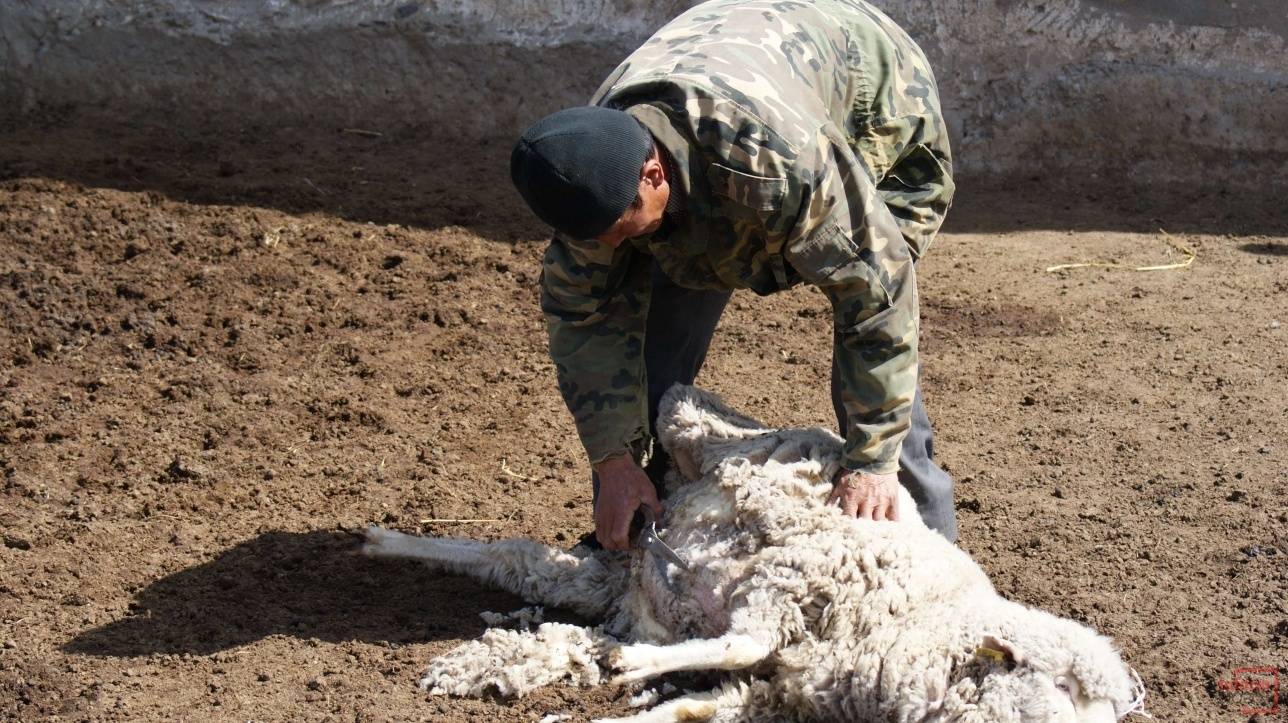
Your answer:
[707,163,787,212]
[883,142,951,194]
[784,223,892,302]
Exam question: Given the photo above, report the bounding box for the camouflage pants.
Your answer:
[592,262,958,543]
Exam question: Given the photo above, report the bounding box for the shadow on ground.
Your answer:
[63,530,525,657]
[3,108,1288,240]
[1238,240,1288,256]
[0,109,531,243]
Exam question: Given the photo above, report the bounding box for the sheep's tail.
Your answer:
[1119,666,1152,719]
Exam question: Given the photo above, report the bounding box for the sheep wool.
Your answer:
[363,385,1148,722]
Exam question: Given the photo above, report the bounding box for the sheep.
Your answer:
[363,385,1148,722]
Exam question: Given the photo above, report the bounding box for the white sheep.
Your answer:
[364,385,1148,722]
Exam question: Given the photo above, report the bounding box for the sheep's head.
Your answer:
[948,611,1147,722]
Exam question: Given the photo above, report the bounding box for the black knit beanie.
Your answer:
[510,106,653,239]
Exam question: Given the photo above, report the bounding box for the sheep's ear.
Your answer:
[977,634,1025,669]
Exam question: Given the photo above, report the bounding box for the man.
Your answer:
[510,0,957,550]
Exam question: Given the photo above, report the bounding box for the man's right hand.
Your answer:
[593,453,663,550]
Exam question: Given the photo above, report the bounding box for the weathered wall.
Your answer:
[881,0,1288,182]
[2,0,1285,183]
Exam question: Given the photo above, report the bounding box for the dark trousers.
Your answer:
[595,262,958,542]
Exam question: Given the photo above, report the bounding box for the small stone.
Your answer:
[164,456,203,482]
[1052,487,1065,499]
[1139,550,1152,560]
[2,640,16,649]
[3,535,31,551]
[1270,319,1281,329]
[306,678,325,691]
[256,672,271,682]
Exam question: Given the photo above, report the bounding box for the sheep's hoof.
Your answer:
[605,645,657,685]
[358,525,402,556]
[605,645,628,671]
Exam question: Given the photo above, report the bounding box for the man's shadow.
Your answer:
[64,530,527,657]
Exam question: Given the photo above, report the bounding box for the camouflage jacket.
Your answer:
[540,0,955,474]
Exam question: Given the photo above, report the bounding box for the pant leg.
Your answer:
[832,372,958,542]
[592,262,733,505]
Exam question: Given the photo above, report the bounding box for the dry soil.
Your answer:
[0,111,1285,722]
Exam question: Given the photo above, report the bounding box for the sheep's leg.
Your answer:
[362,526,626,619]
[609,589,786,685]
[594,690,720,723]
[607,633,771,684]
[592,679,759,723]
[363,526,489,565]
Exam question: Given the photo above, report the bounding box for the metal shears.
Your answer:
[634,506,691,573]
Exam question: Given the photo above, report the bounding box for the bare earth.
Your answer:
[1,114,1285,722]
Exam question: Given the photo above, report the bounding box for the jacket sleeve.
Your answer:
[785,125,920,475]
[878,137,956,261]
[540,232,653,465]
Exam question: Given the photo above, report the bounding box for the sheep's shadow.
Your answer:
[63,530,528,657]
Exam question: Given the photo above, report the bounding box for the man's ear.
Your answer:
[641,156,665,188]
[977,634,1025,669]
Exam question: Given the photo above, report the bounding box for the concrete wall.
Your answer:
[2,0,1286,184]
[884,0,1288,182]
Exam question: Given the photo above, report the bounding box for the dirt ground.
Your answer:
[1,110,1285,722]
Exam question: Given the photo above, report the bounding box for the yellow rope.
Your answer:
[1045,229,1196,273]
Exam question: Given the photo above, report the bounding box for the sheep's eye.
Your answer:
[1054,676,1073,696]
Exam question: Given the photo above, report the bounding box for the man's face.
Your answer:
[594,153,670,248]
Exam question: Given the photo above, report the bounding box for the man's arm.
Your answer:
[786,126,921,517]
[540,233,662,547]
[878,141,956,261]
[541,234,653,463]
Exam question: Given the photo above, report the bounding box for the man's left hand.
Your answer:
[827,470,900,521]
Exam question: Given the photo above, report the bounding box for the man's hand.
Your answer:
[594,453,663,550]
[827,470,900,521]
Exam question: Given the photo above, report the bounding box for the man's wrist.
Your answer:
[593,450,635,473]
[588,434,651,470]
[841,459,900,477]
